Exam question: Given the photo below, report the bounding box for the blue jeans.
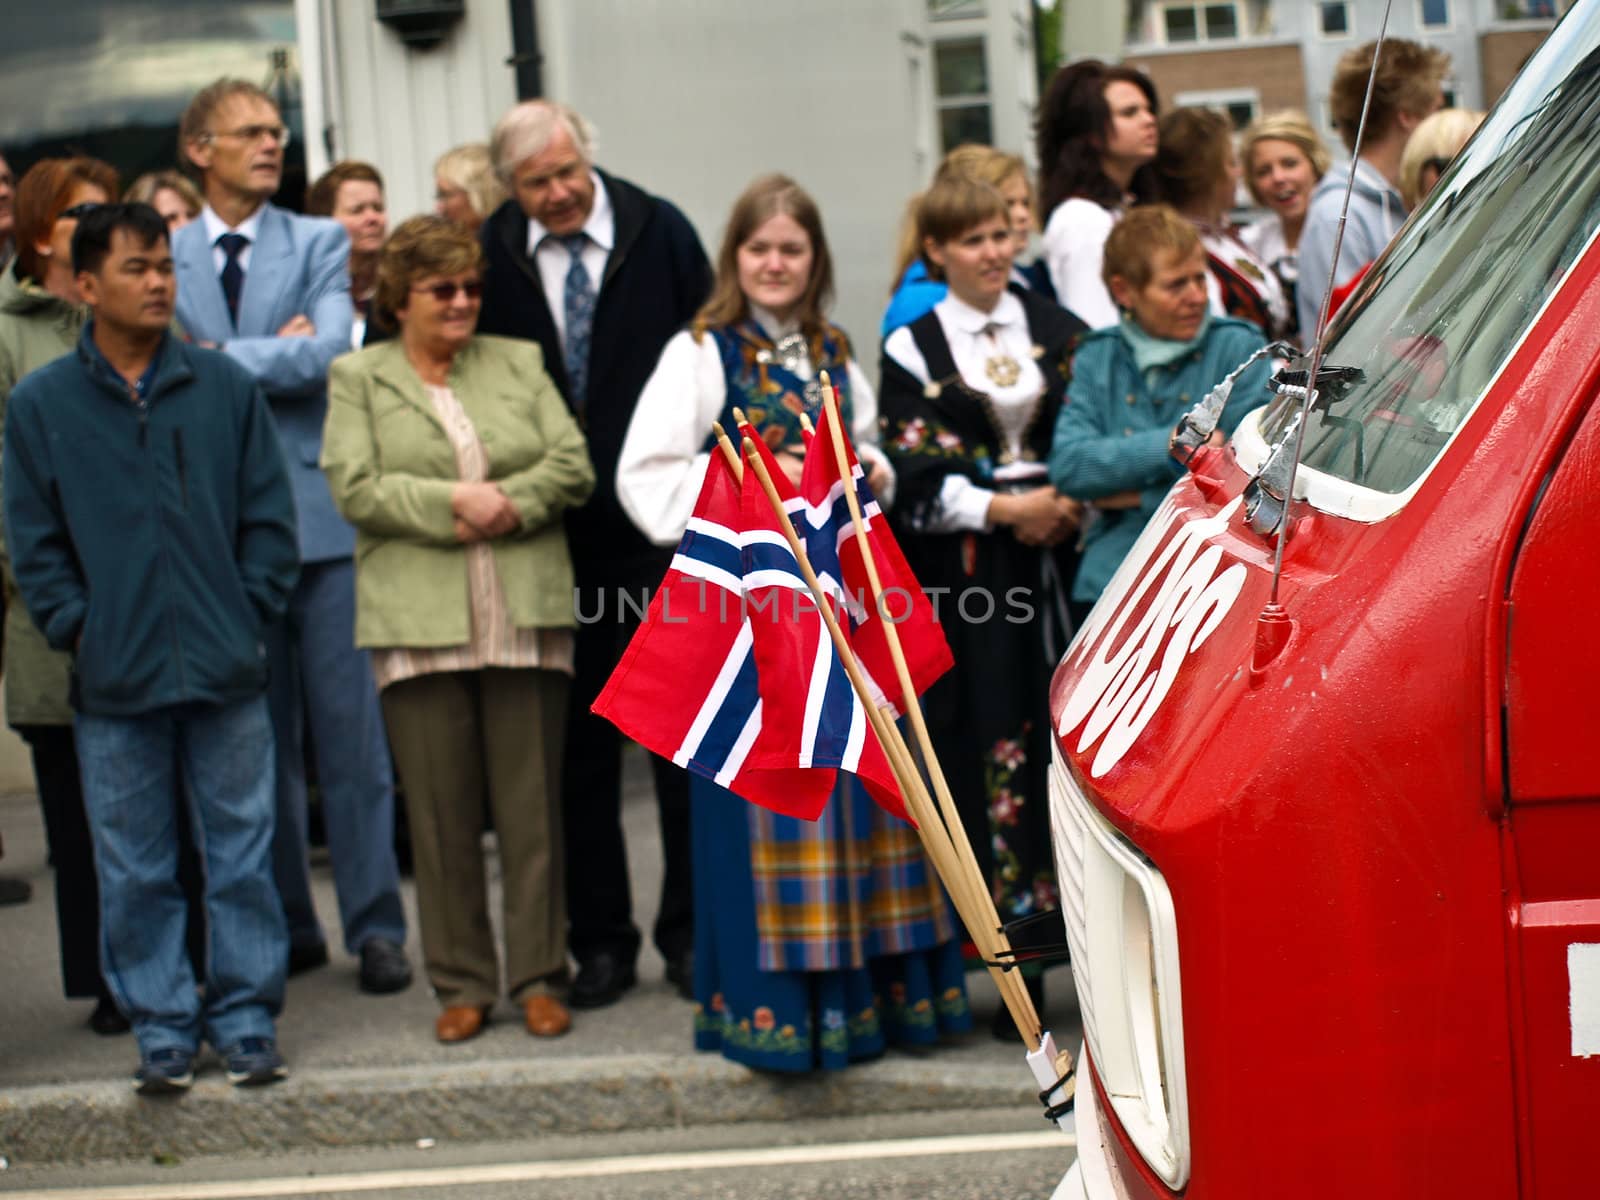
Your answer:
[266,558,405,955]
[75,696,286,1057]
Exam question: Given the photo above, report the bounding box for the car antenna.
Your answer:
[1252,0,1395,667]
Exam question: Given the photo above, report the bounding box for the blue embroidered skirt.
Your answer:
[690,774,973,1072]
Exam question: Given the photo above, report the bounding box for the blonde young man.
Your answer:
[1295,39,1449,335]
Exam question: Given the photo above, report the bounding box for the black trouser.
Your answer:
[24,723,206,1000]
[561,564,693,967]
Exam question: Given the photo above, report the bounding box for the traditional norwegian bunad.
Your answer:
[1198,221,1292,343]
[878,285,1085,989]
[617,310,972,1071]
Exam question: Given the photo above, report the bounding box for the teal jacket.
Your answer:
[0,263,84,725]
[1049,316,1270,603]
[321,336,594,649]
[3,328,299,716]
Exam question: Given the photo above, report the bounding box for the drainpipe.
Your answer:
[507,0,543,99]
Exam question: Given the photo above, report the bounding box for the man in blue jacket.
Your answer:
[3,203,300,1092]
[172,78,410,995]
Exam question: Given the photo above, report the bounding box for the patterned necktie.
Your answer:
[559,233,595,412]
[217,232,250,326]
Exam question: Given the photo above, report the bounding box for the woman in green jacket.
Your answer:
[322,216,595,1044]
[0,155,133,1034]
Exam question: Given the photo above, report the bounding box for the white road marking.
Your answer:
[4,1130,1075,1199]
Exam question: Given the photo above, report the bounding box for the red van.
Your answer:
[1048,8,1600,1197]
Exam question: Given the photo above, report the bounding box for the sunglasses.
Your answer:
[412,280,483,302]
[60,202,102,221]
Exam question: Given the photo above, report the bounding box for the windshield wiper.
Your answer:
[1270,362,1366,411]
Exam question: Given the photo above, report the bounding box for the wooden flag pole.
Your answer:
[816,376,1040,1045]
[713,422,743,480]
[739,436,1031,1033]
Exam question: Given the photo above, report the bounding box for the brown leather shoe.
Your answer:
[523,994,571,1037]
[435,1005,489,1043]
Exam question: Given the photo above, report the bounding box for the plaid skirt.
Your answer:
[690,773,973,1072]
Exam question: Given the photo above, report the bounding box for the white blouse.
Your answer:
[881,290,1049,534]
[617,310,889,547]
[1041,197,1120,329]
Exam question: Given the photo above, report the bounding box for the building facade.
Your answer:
[1120,0,1569,146]
[311,0,1043,347]
[0,2,1042,346]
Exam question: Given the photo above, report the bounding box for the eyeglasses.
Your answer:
[412,280,483,302]
[207,124,292,148]
[59,202,102,221]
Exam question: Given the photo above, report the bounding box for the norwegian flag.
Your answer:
[593,442,907,823]
[736,432,909,822]
[797,406,953,716]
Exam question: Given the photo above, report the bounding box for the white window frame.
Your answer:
[1157,1,1242,45]
[1318,97,1340,148]
[1415,0,1453,33]
[1316,1,1355,41]
[927,0,986,21]
[932,34,993,152]
[1173,86,1261,130]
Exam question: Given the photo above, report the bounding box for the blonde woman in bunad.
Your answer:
[878,175,1087,1040]
[617,173,972,1071]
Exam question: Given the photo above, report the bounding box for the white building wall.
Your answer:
[318,0,519,223]
[1289,0,1486,146]
[538,0,1034,348]
[312,0,1037,353]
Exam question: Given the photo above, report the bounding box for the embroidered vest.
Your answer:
[702,321,854,452]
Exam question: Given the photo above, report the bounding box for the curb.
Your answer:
[0,1053,1036,1166]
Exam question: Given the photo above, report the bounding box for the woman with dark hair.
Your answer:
[322,215,594,1044]
[1034,59,1159,329]
[879,176,1086,1040]
[617,173,972,1072]
[1154,107,1290,342]
[0,155,126,1033]
[306,161,388,348]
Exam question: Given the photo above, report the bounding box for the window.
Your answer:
[1161,2,1239,44]
[934,37,992,151]
[1319,2,1352,36]
[0,2,305,204]
[928,0,985,19]
[1255,13,1600,499]
[1418,0,1450,28]
[1175,88,1260,131]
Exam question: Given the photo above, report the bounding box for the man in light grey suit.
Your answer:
[172,79,410,996]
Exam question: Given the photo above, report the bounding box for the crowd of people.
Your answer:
[0,32,1479,1094]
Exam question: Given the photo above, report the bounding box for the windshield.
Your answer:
[1258,9,1600,495]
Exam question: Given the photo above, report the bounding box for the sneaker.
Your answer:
[221,1037,288,1087]
[133,1048,194,1095]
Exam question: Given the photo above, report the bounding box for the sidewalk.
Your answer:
[0,749,1077,1167]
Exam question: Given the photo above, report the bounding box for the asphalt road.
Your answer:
[0,1110,1076,1199]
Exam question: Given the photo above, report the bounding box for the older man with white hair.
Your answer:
[477,100,710,1010]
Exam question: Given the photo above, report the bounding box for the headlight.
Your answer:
[1051,744,1190,1189]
